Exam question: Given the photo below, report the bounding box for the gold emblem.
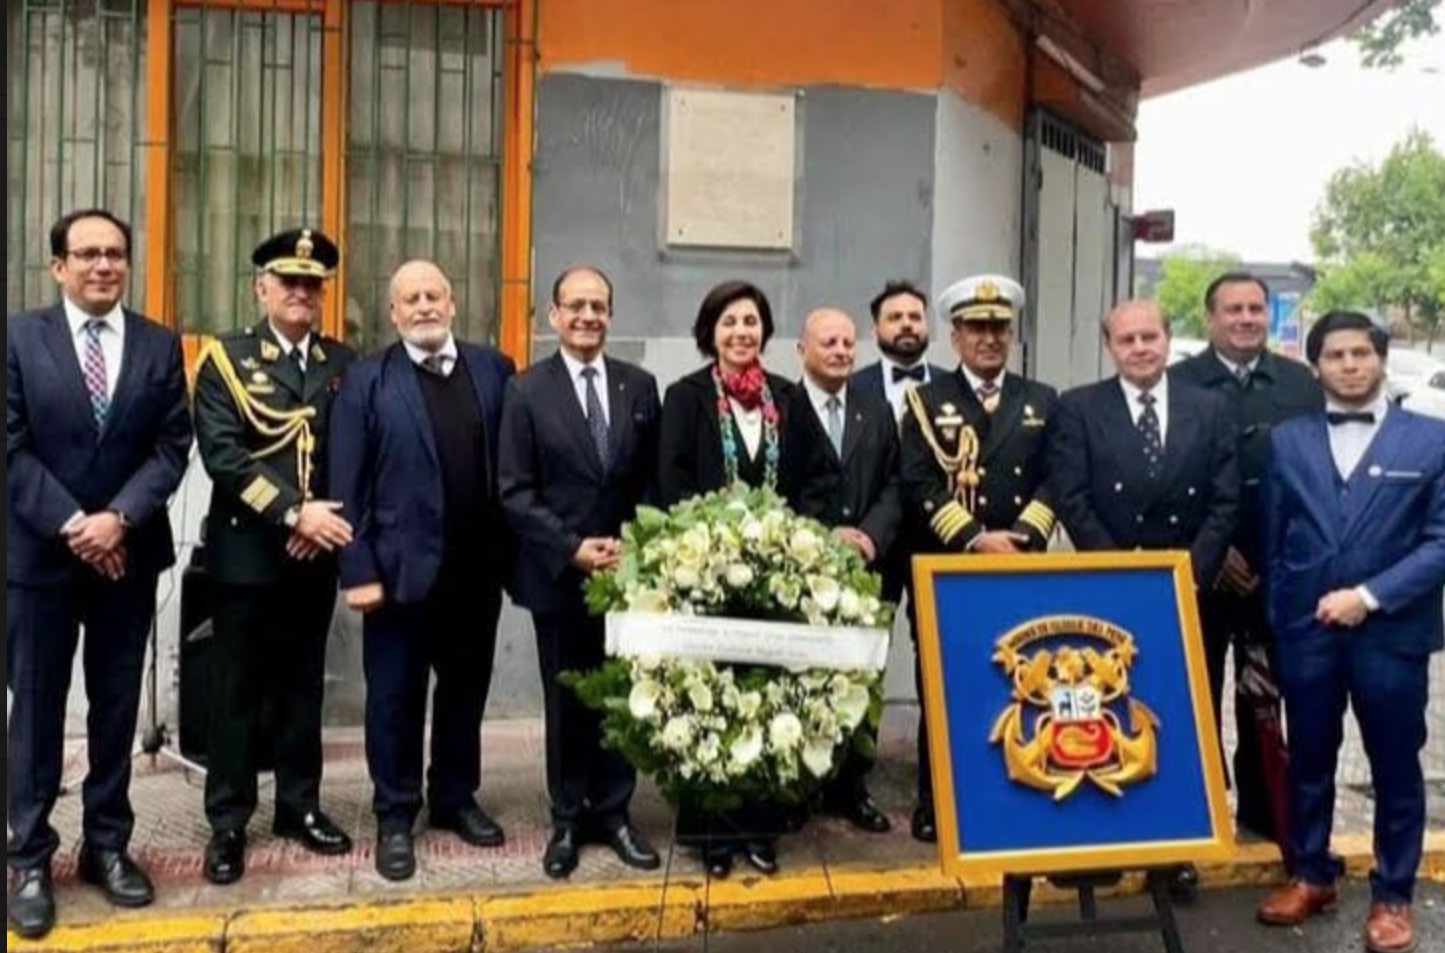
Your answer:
[976,280,1001,302]
[240,357,260,371]
[310,343,327,364]
[990,615,1159,801]
[296,229,314,260]
[251,371,269,385]
[260,340,281,362]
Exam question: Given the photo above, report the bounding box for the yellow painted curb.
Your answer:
[478,882,697,952]
[3,914,227,953]
[225,898,475,953]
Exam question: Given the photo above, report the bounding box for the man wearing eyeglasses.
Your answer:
[498,265,663,879]
[7,209,192,938]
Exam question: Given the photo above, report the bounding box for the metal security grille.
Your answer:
[7,0,148,315]
[345,0,504,351]
[171,1,324,336]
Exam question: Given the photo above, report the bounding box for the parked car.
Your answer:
[1169,337,1207,365]
[1386,347,1445,400]
[1403,369,1445,421]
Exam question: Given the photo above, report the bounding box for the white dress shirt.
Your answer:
[960,365,1006,404]
[1325,393,1389,482]
[729,399,763,459]
[1214,351,1260,383]
[880,356,932,421]
[63,296,125,400]
[404,334,460,378]
[1119,373,1170,448]
[269,323,311,373]
[560,349,610,426]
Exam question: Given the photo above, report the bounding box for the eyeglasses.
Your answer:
[560,298,610,317]
[66,247,129,266]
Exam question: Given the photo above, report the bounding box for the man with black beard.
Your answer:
[851,281,950,841]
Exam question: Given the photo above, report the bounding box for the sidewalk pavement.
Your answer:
[7,669,1444,952]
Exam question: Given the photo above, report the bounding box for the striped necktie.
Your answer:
[82,318,110,431]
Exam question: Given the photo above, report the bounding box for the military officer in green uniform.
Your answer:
[193,228,356,885]
[899,274,1059,837]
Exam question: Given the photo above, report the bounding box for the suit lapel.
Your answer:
[98,310,144,443]
[391,345,440,467]
[603,358,633,471]
[41,307,101,438]
[979,374,1023,460]
[549,354,605,477]
[1340,409,1410,544]
[260,323,305,399]
[1097,381,1145,492]
[839,385,867,465]
[1154,383,1198,501]
[302,340,332,403]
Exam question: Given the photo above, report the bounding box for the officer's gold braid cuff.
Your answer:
[198,338,317,499]
[930,501,976,546]
[1016,500,1056,539]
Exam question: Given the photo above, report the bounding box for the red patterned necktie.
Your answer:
[82,318,110,430]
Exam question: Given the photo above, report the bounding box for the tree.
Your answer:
[1311,130,1445,345]
[1352,0,1440,69]
[1151,246,1241,339]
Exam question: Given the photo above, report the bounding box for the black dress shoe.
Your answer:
[543,828,580,880]
[832,794,892,834]
[703,845,733,879]
[742,839,779,875]
[79,848,155,908]
[8,867,56,940]
[204,830,247,886]
[911,804,937,843]
[604,823,661,870]
[274,810,353,856]
[430,804,505,848]
[375,830,417,882]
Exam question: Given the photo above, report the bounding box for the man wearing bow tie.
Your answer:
[329,261,515,881]
[898,274,1059,841]
[1256,312,1445,953]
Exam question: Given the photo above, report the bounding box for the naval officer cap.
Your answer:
[937,274,1026,325]
[251,227,339,279]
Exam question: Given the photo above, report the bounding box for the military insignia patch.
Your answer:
[260,340,281,362]
[311,343,327,364]
[990,615,1159,801]
[240,357,260,371]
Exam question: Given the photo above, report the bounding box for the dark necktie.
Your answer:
[892,364,926,384]
[82,318,109,431]
[288,345,305,375]
[1138,391,1163,480]
[1234,363,1253,391]
[976,378,1001,414]
[1326,411,1376,426]
[582,366,610,469]
[421,354,447,376]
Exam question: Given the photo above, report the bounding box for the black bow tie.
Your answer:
[1326,411,1376,426]
[891,364,927,384]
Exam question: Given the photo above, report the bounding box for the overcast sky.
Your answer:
[1133,31,1445,264]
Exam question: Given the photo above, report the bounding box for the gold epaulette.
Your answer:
[198,337,318,500]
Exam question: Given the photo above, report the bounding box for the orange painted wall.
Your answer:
[539,0,1029,130]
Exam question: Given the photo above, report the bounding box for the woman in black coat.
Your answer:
[657,280,795,879]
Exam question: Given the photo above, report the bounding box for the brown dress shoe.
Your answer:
[1364,902,1415,953]
[1256,880,1338,926]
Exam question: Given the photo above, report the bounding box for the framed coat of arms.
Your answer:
[912,551,1234,880]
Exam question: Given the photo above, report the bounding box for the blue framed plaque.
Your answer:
[913,551,1234,879]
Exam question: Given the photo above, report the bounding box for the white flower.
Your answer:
[835,682,871,731]
[802,735,836,778]
[673,565,701,590]
[661,716,695,751]
[789,528,824,566]
[725,563,755,589]
[769,575,802,609]
[737,690,763,720]
[687,681,715,713]
[808,576,842,613]
[697,733,722,765]
[628,588,671,614]
[838,588,862,621]
[769,713,804,751]
[729,727,764,770]
[629,679,663,721]
[740,517,765,544]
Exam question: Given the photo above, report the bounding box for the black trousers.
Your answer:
[7,574,156,871]
[1199,588,1286,838]
[903,581,934,809]
[534,612,636,833]
[364,576,501,833]
[203,574,336,833]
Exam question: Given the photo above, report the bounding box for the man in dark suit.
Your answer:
[851,280,950,422]
[1172,272,1322,846]
[899,275,1059,842]
[1048,299,1239,589]
[192,228,356,885]
[783,307,901,833]
[329,261,514,881]
[499,265,662,879]
[1256,312,1445,953]
[7,209,191,938]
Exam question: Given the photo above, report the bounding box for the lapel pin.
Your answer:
[1368,464,1383,478]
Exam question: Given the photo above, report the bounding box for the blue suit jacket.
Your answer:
[7,305,192,586]
[330,341,514,604]
[851,360,950,406]
[1265,407,1445,656]
[499,353,661,617]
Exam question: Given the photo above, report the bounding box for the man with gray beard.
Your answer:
[329,261,515,881]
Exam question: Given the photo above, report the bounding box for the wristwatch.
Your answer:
[284,505,301,530]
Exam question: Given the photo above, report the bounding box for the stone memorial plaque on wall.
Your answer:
[664,88,796,249]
